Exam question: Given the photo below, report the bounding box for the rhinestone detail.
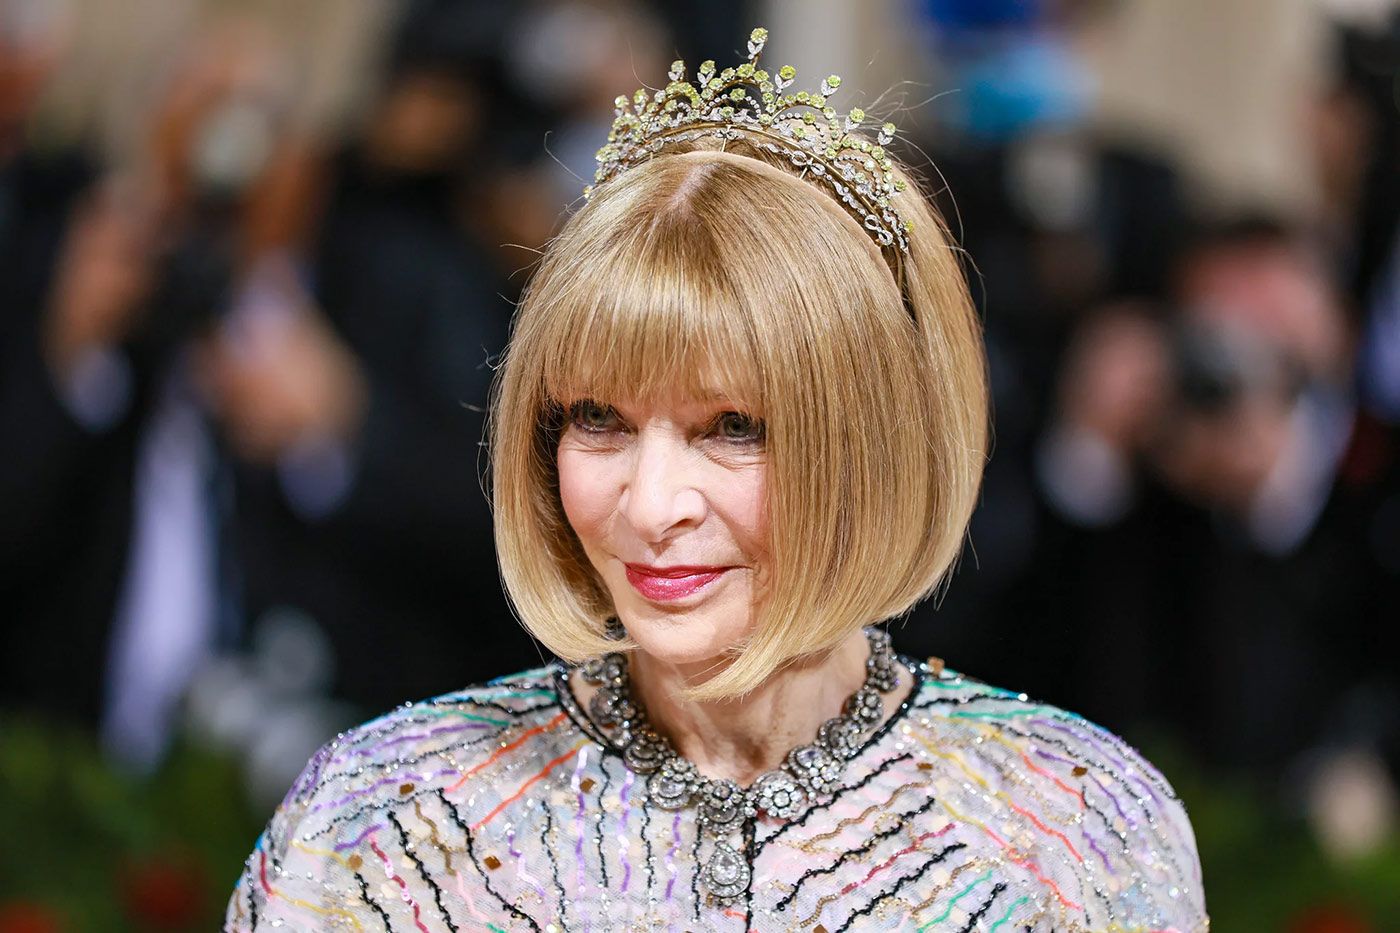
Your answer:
[577,625,901,903]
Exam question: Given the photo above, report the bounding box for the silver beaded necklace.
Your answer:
[573,625,902,904]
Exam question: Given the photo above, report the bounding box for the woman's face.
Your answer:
[556,394,769,668]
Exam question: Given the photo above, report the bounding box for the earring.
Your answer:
[604,617,626,641]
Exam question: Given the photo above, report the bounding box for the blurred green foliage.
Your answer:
[0,716,262,931]
[1151,739,1400,932]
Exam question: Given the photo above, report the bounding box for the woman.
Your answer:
[226,28,1208,931]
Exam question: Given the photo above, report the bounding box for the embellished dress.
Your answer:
[224,654,1209,931]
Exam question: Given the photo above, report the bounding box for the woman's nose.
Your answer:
[618,431,705,543]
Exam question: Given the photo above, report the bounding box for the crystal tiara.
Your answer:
[585,26,913,258]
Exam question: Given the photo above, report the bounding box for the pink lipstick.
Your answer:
[624,564,729,602]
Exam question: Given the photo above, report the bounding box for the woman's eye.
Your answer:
[569,401,620,432]
[713,411,765,442]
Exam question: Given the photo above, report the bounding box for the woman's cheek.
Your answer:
[557,446,615,545]
[732,465,769,557]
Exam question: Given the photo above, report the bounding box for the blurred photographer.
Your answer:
[187,1,543,799]
[0,14,326,769]
[1043,221,1355,540]
[1024,219,1397,795]
[102,23,320,772]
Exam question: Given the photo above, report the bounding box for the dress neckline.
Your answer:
[551,650,931,783]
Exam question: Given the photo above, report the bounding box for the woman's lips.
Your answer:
[624,564,730,602]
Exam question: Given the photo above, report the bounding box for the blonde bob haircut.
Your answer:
[489,134,989,701]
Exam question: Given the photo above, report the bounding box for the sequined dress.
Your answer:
[224,654,1209,931]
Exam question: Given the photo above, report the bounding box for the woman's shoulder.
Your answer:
[907,660,1181,779]
[898,659,1209,931]
[285,663,567,811]
[224,662,571,931]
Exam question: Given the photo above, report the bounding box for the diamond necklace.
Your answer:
[575,625,902,904]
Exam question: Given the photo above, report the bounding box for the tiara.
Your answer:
[585,26,913,256]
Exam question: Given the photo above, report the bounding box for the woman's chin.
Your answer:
[615,601,751,672]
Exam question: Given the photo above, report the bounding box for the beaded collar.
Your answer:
[554,626,924,904]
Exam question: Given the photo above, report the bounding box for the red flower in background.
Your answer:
[1289,902,1374,933]
[118,854,206,930]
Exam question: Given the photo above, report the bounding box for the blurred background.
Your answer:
[0,0,1396,928]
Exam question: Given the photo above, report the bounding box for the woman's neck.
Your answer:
[620,628,907,786]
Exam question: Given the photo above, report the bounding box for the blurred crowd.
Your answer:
[0,0,753,808]
[897,0,1400,865]
[1,0,1398,876]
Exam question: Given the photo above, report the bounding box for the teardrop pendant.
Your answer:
[699,840,751,903]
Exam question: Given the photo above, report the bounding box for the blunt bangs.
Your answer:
[535,209,765,413]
